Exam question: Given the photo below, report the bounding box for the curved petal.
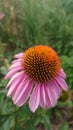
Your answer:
[7,75,24,96]
[9,62,22,70]
[40,83,46,109]
[14,53,23,58]
[6,71,25,89]
[13,78,31,103]
[45,86,52,108]
[58,68,66,78]
[4,67,23,79]
[12,77,28,102]
[51,79,62,98]
[16,80,34,106]
[50,80,62,99]
[46,82,57,107]
[55,76,68,91]
[29,83,40,112]
[12,59,21,64]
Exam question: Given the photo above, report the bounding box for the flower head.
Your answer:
[5,45,68,112]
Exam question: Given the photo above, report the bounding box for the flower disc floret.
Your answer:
[22,45,61,82]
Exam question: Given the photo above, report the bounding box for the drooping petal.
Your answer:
[9,62,22,70]
[29,83,40,112]
[58,69,66,78]
[6,71,25,89]
[4,45,69,113]
[13,78,31,103]
[14,53,23,58]
[46,82,57,107]
[16,80,34,106]
[12,59,21,64]
[45,87,52,108]
[4,67,23,79]
[51,79,62,98]
[40,83,46,109]
[12,77,28,102]
[7,75,24,96]
[55,76,68,91]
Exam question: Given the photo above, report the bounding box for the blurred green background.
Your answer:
[0,0,73,130]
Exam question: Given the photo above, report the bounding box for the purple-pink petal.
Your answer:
[51,80,62,98]
[14,53,23,58]
[58,69,66,78]
[9,62,22,70]
[12,59,21,64]
[12,77,28,102]
[29,83,40,112]
[13,78,31,103]
[45,87,52,108]
[55,76,68,91]
[46,83,57,107]
[16,80,34,107]
[7,75,24,96]
[4,67,23,79]
[6,71,24,89]
[40,83,46,109]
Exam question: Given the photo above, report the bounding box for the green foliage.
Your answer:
[0,0,73,129]
[60,122,69,130]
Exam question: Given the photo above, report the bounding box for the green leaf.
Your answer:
[14,123,23,130]
[0,114,11,127]
[42,114,51,130]
[26,120,35,130]
[60,122,69,130]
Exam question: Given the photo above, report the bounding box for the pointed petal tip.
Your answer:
[29,83,40,113]
[4,75,8,80]
[7,92,10,97]
[12,99,22,108]
[55,75,68,92]
[64,86,68,91]
[7,93,9,97]
[29,105,36,113]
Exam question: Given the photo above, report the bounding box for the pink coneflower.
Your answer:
[0,13,5,20]
[5,45,68,112]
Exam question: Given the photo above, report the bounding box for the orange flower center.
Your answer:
[22,45,61,82]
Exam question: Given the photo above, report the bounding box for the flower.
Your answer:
[0,13,5,20]
[5,45,68,112]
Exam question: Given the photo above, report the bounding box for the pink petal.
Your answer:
[14,53,23,58]
[58,68,66,78]
[7,75,24,96]
[12,77,28,102]
[46,83,57,107]
[51,80,62,98]
[13,78,31,103]
[9,62,22,70]
[29,83,40,112]
[0,14,5,20]
[6,71,24,89]
[55,76,68,91]
[16,80,34,106]
[12,59,21,64]
[40,83,46,109]
[5,67,23,79]
[45,87,52,108]
[10,66,23,72]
